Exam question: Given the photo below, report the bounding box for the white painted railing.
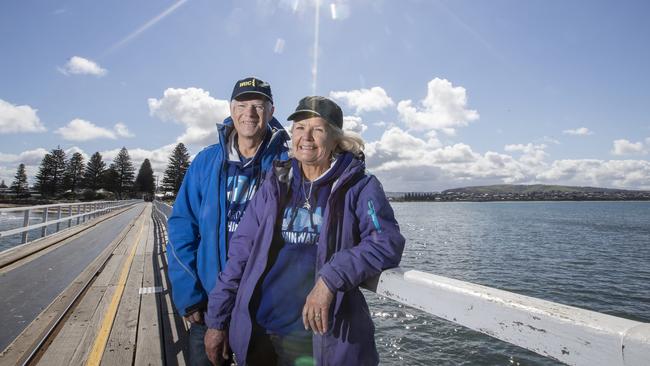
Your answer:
[154,202,650,365]
[0,200,140,244]
[364,268,650,366]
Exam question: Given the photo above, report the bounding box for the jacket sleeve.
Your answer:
[166,154,206,315]
[319,176,405,292]
[204,177,270,329]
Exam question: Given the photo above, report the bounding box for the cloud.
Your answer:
[611,139,646,156]
[362,126,650,191]
[59,56,107,77]
[342,116,367,134]
[563,127,593,136]
[101,143,179,179]
[397,78,479,133]
[114,122,134,138]
[0,148,49,165]
[0,147,86,186]
[330,87,394,114]
[504,143,548,167]
[148,87,230,146]
[537,159,650,189]
[0,99,47,134]
[55,119,134,141]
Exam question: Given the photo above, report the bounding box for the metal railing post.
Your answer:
[56,206,62,232]
[21,209,30,244]
[76,204,81,224]
[40,207,48,238]
[68,205,73,228]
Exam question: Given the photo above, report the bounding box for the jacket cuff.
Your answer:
[319,264,345,293]
[184,300,207,317]
[205,312,229,330]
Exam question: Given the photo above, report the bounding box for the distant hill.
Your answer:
[441,184,641,194]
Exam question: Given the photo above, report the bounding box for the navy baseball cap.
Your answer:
[287,96,343,129]
[230,77,273,104]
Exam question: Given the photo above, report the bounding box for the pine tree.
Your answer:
[134,159,155,195]
[64,152,85,193]
[163,142,190,195]
[11,163,29,196]
[83,152,106,190]
[35,153,52,195]
[35,148,66,196]
[0,180,7,189]
[108,147,135,199]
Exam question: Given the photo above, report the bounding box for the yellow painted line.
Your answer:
[85,215,146,366]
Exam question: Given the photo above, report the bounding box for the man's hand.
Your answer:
[184,310,204,324]
[205,328,229,366]
[302,277,334,335]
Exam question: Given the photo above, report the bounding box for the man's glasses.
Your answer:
[234,103,266,113]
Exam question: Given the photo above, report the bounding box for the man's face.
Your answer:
[230,94,274,141]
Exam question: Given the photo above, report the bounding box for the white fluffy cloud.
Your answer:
[148,87,230,146]
[55,119,134,141]
[342,116,367,134]
[563,127,593,136]
[59,56,107,77]
[0,147,87,186]
[611,139,646,156]
[397,78,479,133]
[330,87,394,114]
[101,144,177,177]
[114,122,134,138]
[0,99,46,133]
[362,125,650,191]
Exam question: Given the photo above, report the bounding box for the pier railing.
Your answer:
[0,200,140,245]
[152,201,650,366]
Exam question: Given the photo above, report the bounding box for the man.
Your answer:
[167,77,290,365]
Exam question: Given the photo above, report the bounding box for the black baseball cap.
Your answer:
[287,96,343,129]
[231,77,273,104]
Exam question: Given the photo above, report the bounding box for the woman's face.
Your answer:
[291,116,337,169]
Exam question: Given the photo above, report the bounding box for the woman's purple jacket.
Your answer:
[205,155,405,366]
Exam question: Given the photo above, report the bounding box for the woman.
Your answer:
[204,96,405,366]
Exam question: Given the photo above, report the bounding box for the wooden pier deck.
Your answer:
[0,203,189,366]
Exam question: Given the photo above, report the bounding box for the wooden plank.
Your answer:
[101,205,150,365]
[84,208,148,365]
[37,285,116,365]
[101,252,145,365]
[40,210,148,365]
[134,214,164,365]
[153,207,189,366]
[159,252,189,366]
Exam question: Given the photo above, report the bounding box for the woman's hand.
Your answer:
[302,277,334,335]
[204,328,229,365]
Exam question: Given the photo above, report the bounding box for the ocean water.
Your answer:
[0,210,75,251]
[368,201,650,365]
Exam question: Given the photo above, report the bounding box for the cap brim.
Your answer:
[287,109,321,121]
[232,91,273,103]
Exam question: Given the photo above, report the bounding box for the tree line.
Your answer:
[4,143,191,200]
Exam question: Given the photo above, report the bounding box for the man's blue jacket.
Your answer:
[166,116,290,315]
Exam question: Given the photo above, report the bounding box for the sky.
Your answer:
[1,0,649,192]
